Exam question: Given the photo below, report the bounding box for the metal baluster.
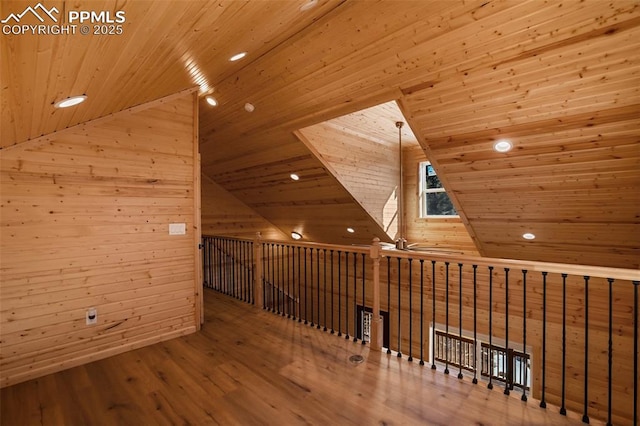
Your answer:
[324,249,328,331]
[310,247,314,326]
[330,250,334,333]
[277,244,281,314]
[240,241,245,301]
[560,273,567,415]
[408,258,413,361]
[362,253,366,345]
[291,245,296,320]
[458,263,463,380]
[297,247,302,322]
[582,276,590,424]
[472,265,478,384]
[235,240,239,299]
[633,280,639,426]
[272,244,276,312]
[246,241,251,304]
[540,272,547,407]
[219,238,223,292]
[209,238,214,291]
[504,268,510,395]
[522,270,528,401]
[397,257,402,358]
[431,260,436,369]
[304,248,308,324]
[338,251,342,336]
[345,252,349,339]
[420,259,425,365]
[222,238,227,294]
[262,243,267,309]
[488,266,494,390]
[226,238,230,294]
[245,241,249,301]
[317,248,321,329]
[444,262,450,374]
[279,244,283,313]
[607,278,614,426]
[234,240,238,298]
[387,256,391,354]
[353,252,358,341]
[287,245,291,317]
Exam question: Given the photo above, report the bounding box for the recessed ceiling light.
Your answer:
[299,0,318,11]
[205,95,218,107]
[244,102,255,112]
[347,227,355,233]
[522,233,536,240]
[54,95,87,109]
[291,231,302,240]
[229,52,247,62]
[290,173,300,181]
[493,139,513,153]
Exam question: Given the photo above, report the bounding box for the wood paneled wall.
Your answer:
[403,146,479,255]
[0,91,200,387]
[298,122,399,239]
[201,174,287,240]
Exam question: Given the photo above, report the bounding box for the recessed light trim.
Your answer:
[291,231,302,240]
[347,227,355,233]
[299,0,318,11]
[493,139,513,153]
[54,95,87,109]
[290,173,300,181]
[229,52,247,62]
[205,95,218,107]
[244,102,255,112]
[522,233,536,240]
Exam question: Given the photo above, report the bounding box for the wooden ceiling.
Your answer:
[2,0,639,267]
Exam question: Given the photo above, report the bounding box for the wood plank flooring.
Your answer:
[1,289,600,425]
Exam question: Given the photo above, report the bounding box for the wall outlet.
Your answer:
[86,308,97,325]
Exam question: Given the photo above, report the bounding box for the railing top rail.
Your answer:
[203,235,254,243]
[260,239,371,255]
[204,235,640,281]
[380,248,640,282]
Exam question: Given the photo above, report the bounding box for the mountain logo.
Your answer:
[1,3,59,24]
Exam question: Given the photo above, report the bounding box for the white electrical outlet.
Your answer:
[86,308,97,325]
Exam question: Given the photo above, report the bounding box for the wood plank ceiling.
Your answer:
[2,0,639,267]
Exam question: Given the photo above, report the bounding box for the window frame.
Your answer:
[418,161,459,219]
[480,342,531,391]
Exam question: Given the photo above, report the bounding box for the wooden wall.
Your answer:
[298,121,399,239]
[403,146,479,255]
[0,91,200,387]
[201,174,287,240]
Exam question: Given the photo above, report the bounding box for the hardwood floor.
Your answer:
[1,289,599,425]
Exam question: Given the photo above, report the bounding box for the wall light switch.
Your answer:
[169,223,186,235]
[86,308,97,325]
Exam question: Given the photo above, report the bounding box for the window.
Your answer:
[480,343,531,390]
[430,326,532,391]
[434,330,475,372]
[419,162,457,218]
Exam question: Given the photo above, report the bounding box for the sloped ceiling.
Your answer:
[298,102,419,240]
[2,0,639,267]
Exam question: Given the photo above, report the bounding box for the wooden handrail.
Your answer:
[203,234,639,281]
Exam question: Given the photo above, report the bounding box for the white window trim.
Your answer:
[418,161,459,219]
